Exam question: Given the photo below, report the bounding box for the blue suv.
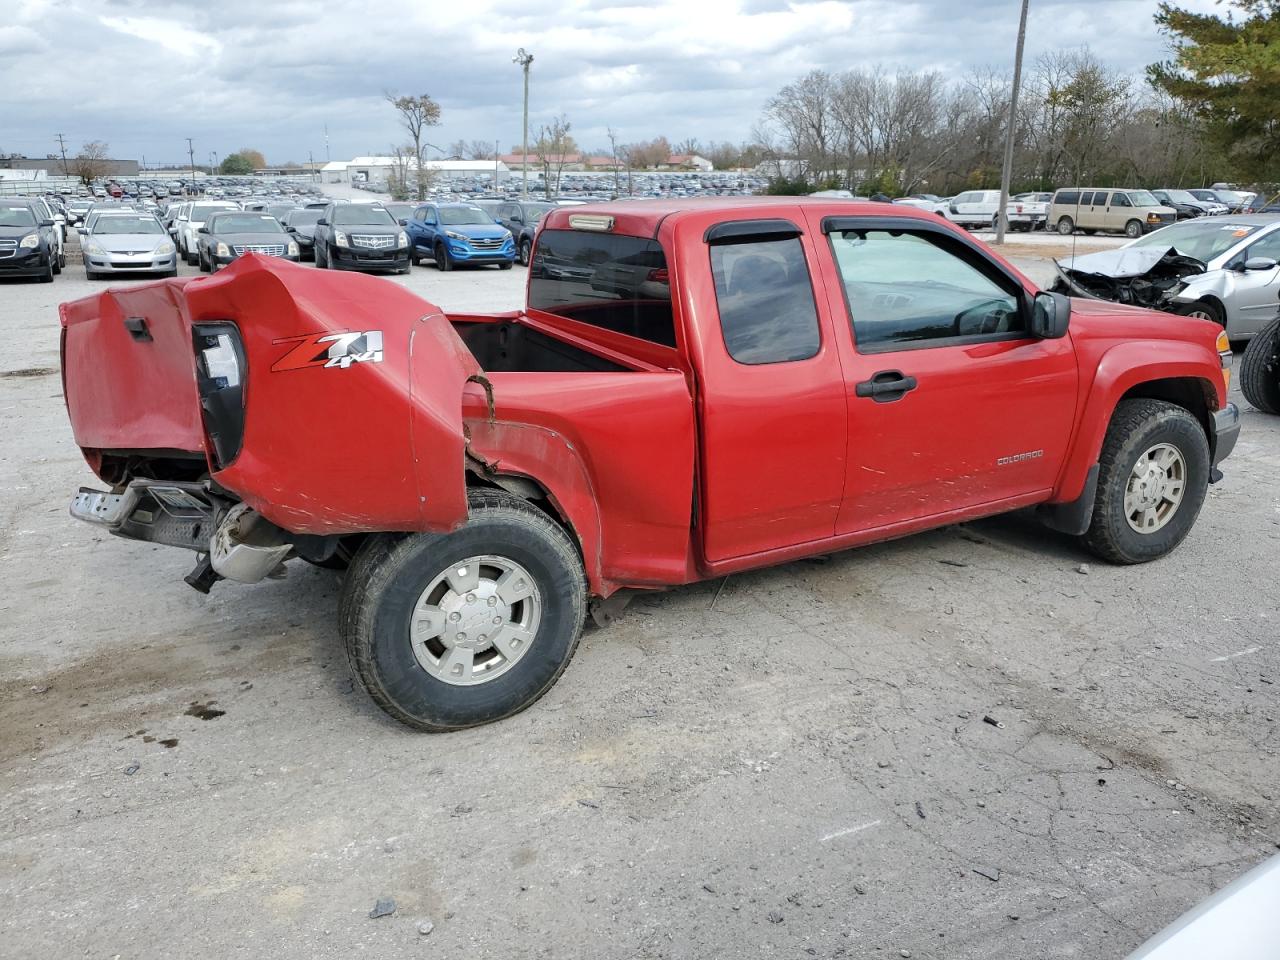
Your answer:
[406,202,516,271]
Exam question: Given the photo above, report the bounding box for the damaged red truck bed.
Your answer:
[60,198,1239,730]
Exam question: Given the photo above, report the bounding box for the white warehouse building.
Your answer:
[319,156,510,186]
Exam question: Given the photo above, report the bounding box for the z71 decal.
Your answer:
[271,330,384,372]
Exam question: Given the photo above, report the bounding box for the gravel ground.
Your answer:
[1,204,1277,960]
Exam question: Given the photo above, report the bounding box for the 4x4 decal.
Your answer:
[271,330,384,372]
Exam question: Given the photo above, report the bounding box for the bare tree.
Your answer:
[386,144,415,200]
[533,115,577,199]
[72,141,111,188]
[607,126,623,196]
[673,137,701,157]
[386,92,442,200]
[466,140,496,160]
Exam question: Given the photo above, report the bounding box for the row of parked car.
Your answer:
[882,185,1272,237]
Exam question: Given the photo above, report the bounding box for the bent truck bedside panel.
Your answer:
[463,369,696,595]
[62,256,481,534]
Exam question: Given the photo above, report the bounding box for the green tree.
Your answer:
[219,153,254,175]
[1149,0,1280,179]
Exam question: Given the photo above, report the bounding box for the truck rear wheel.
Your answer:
[340,490,586,731]
[1080,399,1209,564]
[1240,316,1280,414]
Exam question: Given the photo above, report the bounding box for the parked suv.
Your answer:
[406,202,516,270]
[1050,189,1178,238]
[0,200,59,282]
[494,200,556,265]
[313,202,410,273]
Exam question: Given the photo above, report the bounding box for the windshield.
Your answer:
[1162,190,1198,203]
[0,206,37,227]
[524,203,555,223]
[92,216,163,235]
[288,209,321,225]
[380,203,413,220]
[1215,190,1244,203]
[211,214,284,234]
[1128,191,1161,207]
[1130,220,1261,262]
[191,205,233,220]
[439,206,494,226]
[332,205,397,226]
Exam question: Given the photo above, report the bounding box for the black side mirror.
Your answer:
[398,218,408,226]
[1032,291,1070,339]
[198,226,209,234]
[1244,257,1277,271]
[316,218,328,226]
[510,215,523,224]
[39,219,54,228]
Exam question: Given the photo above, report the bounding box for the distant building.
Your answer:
[0,155,139,177]
[658,154,713,172]
[499,153,584,172]
[320,156,510,185]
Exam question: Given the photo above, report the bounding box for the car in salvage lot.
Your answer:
[195,211,300,273]
[57,198,1240,732]
[1052,214,1280,341]
[405,201,516,270]
[312,201,411,274]
[0,200,61,283]
[80,211,178,280]
[1050,188,1179,237]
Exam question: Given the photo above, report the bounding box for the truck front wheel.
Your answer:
[340,490,587,731]
[1080,399,1209,564]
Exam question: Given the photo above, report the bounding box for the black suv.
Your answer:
[0,200,59,283]
[313,203,410,273]
[495,200,556,266]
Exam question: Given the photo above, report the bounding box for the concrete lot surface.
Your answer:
[1,231,1277,960]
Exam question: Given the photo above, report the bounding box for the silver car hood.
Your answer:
[1058,247,1205,279]
[92,234,171,253]
[1127,854,1280,959]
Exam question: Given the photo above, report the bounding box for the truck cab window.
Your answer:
[527,230,676,346]
[829,230,1023,350]
[709,237,820,364]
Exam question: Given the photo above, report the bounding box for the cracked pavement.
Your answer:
[1,241,1277,960]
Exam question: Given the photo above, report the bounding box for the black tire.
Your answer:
[1079,399,1210,564]
[520,239,532,266]
[341,489,587,731]
[316,244,328,268]
[85,268,100,281]
[160,269,177,279]
[499,261,513,270]
[52,254,62,275]
[1175,299,1225,329]
[410,245,421,266]
[1125,219,1144,239]
[1083,229,1097,236]
[435,243,452,272]
[1240,316,1280,414]
[1057,216,1074,235]
[198,249,210,273]
[38,259,54,283]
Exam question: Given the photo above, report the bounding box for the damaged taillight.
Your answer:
[192,322,246,469]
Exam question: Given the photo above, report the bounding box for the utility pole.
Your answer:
[186,137,196,184]
[324,124,330,162]
[513,48,533,200]
[55,133,69,176]
[994,0,1029,245]
[210,151,218,172]
[309,150,315,183]
[495,139,501,193]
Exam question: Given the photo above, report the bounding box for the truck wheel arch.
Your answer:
[463,421,608,596]
[1054,347,1221,508]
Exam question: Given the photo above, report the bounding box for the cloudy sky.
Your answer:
[5,0,1220,166]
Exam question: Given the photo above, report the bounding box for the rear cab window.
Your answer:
[527,229,676,346]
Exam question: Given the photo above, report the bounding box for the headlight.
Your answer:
[334,229,348,246]
[216,242,230,257]
[445,230,468,243]
[154,241,175,256]
[19,233,40,249]
[82,240,105,255]
[287,241,299,256]
[397,231,409,248]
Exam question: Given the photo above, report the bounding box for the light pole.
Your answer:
[994,0,1029,245]
[210,151,218,173]
[512,48,533,200]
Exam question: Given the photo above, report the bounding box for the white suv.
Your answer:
[175,201,238,264]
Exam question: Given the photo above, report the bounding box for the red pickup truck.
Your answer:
[60,199,1239,731]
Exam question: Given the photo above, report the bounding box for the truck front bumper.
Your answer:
[1210,403,1240,474]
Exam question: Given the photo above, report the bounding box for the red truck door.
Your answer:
[678,216,848,564]
[808,211,1078,533]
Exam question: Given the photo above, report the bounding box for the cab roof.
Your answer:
[540,196,931,238]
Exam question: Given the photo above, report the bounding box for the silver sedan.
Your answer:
[79,213,178,280]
